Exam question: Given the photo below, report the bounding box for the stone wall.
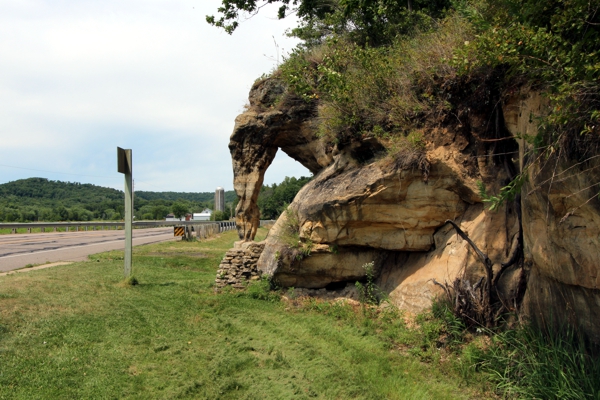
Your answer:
[215,241,265,289]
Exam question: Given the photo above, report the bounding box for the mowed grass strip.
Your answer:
[0,229,484,399]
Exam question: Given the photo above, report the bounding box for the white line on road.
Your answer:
[0,234,174,259]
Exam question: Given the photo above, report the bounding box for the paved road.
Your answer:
[0,227,176,272]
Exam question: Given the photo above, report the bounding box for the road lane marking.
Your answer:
[0,234,175,259]
[0,229,170,245]
[0,230,171,248]
[0,230,173,257]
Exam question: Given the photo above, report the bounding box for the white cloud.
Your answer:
[0,0,309,192]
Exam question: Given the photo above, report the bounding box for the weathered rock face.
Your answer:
[229,78,333,240]
[256,145,509,291]
[503,91,600,341]
[235,76,519,283]
[293,152,475,251]
[228,77,600,342]
[260,211,387,288]
[377,203,523,313]
[247,77,519,291]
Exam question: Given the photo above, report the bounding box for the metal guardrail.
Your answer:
[260,220,276,227]
[0,220,269,234]
[0,221,126,233]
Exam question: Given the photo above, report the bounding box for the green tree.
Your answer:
[103,209,116,220]
[54,205,69,221]
[258,176,311,219]
[151,205,170,220]
[171,202,189,219]
[208,0,451,46]
[4,208,20,222]
[211,210,229,221]
[206,0,327,34]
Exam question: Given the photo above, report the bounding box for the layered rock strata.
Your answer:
[226,77,600,342]
[504,91,600,342]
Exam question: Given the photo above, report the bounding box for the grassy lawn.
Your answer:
[0,229,488,399]
[0,227,49,234]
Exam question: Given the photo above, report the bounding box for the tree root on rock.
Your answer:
[433,219,525,330]
[434,108,527,329]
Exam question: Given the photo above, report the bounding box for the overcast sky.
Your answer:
[0,0,311,193]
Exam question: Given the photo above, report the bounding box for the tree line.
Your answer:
[0,178,231,222]
[0,177,310,222]
[257,176,312,220]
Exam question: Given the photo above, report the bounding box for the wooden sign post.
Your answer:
[117,147,133,278]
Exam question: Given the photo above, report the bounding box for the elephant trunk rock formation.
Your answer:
[229,77,332,241]
[227,77,600,343]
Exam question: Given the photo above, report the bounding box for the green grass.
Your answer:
[2,227,596,399]
[0,228,487,399]
[463,324,600,400]
[0,227,46,234]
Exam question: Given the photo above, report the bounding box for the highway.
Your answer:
[0,227,176,272]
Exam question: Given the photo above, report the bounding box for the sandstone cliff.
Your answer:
[228,77,600,342]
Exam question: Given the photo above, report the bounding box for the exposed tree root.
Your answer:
[432,101,527,329]
[433,218,525,330]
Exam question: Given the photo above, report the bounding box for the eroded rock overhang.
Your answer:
[227,76,600,343]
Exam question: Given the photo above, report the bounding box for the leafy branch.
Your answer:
[477,174,526,211]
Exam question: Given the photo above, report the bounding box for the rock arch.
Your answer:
[229,77,332,240]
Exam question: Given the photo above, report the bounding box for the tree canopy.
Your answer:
[206,0,331,34]
[0,178,236,222]
[171,202,189,219]
[207,0,451,46]
[257,176,312,219]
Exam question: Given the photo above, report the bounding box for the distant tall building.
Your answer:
[215,187,225,212]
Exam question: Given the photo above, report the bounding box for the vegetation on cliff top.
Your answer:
[211,0,599,160]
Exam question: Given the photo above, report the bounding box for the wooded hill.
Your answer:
[0,177,310,222]
[135,190,237,203]
[0,178,234,222]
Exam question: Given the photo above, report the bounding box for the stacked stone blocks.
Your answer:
[215,241,265,289]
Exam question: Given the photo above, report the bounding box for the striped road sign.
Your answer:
[174,226,185,237]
